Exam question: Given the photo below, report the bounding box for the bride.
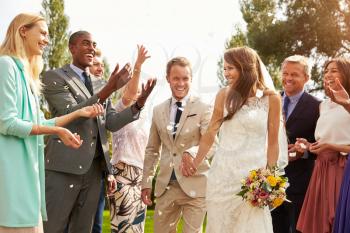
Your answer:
[181,46,288,232]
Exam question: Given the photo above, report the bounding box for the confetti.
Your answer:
[79,165,83,169]
[158,210,162,216]
[189,191,196,197]
[57,140,62,144]
[166,125,173,131]
[69,184,74,188]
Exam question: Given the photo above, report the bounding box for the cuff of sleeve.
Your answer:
[10,120,33,137]
[42,118,56,127]
[185,150,197,158]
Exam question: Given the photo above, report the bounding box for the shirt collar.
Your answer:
[70,64,88,77]
[284,90,304,104]
[171,92,191,107]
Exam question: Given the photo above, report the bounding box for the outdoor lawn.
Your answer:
[102,210,206,233]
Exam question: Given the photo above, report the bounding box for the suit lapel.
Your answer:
[286,92,307,125]
[174,95,196,142]
[161,98,174,144]
[62,64,91,98]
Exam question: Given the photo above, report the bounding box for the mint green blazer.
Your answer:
[0,56,55,227]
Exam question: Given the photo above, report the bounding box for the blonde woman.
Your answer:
[0,13,103,232]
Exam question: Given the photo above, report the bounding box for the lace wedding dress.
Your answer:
[206,95,277,233]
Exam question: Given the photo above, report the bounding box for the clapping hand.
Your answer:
[79,103,104,118]
[110,63,133,91]
[57,128,83,149]
[325,78,350,106]
[135,78,157,108]
[309,141,331,154]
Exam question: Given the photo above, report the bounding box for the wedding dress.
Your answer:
[206,94,279,233]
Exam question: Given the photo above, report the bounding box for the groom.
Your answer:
[141,57,215,233]
[272,55,320,233]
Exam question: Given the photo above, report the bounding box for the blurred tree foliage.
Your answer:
[218,0,350,91]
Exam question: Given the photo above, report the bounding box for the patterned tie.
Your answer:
[173,101,182,139]
[82,71,94,96]
[283,96,290,120]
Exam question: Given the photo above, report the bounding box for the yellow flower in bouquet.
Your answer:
[267,176,277,187]
[236,167,289,209]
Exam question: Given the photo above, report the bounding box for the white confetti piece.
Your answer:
[300,143,307,149]
[158,210,162,216]
[79,165,82,169]
[180,143,185,147]
[53,81,57,85]
[69,184,74,188]
[178,107,184,111]
[66,104,70,109]
[166,125,173,131]
[189,190,196,197]
[57,140,62,144]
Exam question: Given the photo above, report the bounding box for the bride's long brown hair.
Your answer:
[224,47,267,121]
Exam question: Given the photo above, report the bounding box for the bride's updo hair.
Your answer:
[224,46,267,121]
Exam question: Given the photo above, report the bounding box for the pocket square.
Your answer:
[187,114,197,118]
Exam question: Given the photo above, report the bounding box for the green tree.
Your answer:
[41,0,70,70]
[221,0,350,91]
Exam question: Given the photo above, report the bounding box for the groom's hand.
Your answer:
[141,188,153,206]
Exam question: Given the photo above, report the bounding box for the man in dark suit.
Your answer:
[272,55,321,233]
[42,31,155,233]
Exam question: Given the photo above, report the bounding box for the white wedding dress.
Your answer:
[206,95,278,233]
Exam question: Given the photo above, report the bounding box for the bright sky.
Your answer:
[1,0,244,108]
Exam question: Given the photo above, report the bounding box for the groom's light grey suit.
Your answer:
[42,64,138,233]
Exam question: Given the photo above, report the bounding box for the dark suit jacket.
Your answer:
[284,91,321,196]
[42,64,138,175]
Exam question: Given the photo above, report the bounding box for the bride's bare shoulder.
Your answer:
[263,88,279,97]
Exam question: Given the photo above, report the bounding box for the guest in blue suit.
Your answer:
[271,55,321,233]
[0,13,103,233]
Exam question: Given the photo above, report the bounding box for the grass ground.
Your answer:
[103,210,205,233]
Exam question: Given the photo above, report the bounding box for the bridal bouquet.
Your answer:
[237,167,289,209]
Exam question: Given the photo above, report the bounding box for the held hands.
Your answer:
[56,127,83,149]
[180,152,197,177]
[141,188,153,206]
[79,103,104,118]
[135,78,157,108]
[295,138,311,154]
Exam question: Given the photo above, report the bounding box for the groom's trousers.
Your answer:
[154,180,206,233]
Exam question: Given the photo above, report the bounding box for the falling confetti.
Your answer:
[178,107,184,112]
[69,184,74,188]
[57,140,62,144]
[158,210,162,216]
[46,159,49,163]
[189,191,196,197]
[79,165,82,169]
[53,81,57,85]
[64,85,69,90]
[180,143,185,147]
[165,186,170,190]
[166,125,173,131]
[66,104,70,109]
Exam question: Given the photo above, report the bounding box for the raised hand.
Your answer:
[135,78,157,108]
[141,188,153,206]
[57,128,82,149]
[134,45,151,68]
[325,78,350,107]
[111,63,133,91]
[79,103,104,118]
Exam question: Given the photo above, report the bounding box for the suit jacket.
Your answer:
[0,56,56,225]
[141,95,215,198]
[284,91,321,195]
[42,64,138,175]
